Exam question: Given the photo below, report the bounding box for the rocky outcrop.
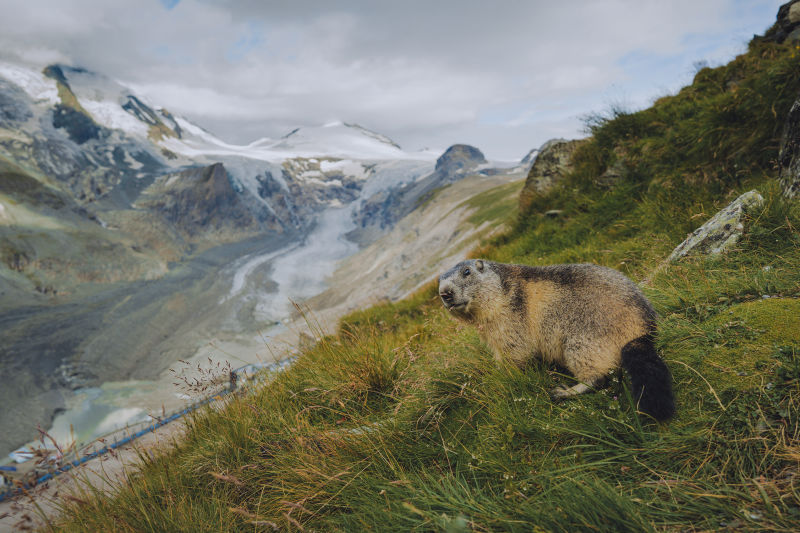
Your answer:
[518,138,585,213]
[757,1,800,43]
[51,104,101,144]
[667,190,764,262]
[779,97,800,199]
[279,157,365,210]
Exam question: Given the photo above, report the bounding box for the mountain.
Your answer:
[0,63,175,203]
[0,61,442,282]
[0,60,467,308]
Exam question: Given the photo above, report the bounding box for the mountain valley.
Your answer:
[0,60,530,457]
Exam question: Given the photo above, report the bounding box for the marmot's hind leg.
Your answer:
[549,343,614,401]
[549,377,606,400]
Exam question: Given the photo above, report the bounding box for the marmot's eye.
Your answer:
[463,268,470,276]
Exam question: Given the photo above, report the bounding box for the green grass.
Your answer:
[49,39,800,532]
[463,180,524,227]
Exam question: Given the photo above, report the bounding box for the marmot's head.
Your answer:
[439,259,503,322]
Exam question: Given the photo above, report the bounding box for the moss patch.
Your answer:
[696,298,800,390]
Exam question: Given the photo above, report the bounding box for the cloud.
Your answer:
[0,0,784,159]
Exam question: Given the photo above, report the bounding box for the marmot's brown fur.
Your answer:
[438,259,674,420]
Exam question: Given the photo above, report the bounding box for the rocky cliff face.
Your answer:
[135,163,274,242]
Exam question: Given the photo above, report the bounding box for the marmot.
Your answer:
[438,259,675,420]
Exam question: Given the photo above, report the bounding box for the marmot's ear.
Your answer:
[475,259,484,272]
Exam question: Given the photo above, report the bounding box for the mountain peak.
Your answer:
[435,144,487,177]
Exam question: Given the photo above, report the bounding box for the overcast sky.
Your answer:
[0,0,785,160]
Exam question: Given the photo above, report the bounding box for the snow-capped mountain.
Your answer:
[0,61,441,235]
[0,60,432,189]
[0,60,437,164]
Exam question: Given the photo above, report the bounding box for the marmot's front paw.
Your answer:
[549,385,570,401]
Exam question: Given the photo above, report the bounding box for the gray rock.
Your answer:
[779,97,800,199]
[667,190,764,262]
[755,0,800,44]
[518,138,585,213]
[791,1,800,23]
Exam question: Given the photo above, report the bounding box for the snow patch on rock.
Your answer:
[80,98,149,137]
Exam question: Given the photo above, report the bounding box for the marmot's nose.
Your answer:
[440,288,454,305]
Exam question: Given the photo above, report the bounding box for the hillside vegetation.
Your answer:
[52,40,800,531]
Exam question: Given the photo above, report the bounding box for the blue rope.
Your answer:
[0,357,295,504]
[0,391,227,503]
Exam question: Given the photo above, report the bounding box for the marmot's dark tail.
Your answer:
[620,335,675,421]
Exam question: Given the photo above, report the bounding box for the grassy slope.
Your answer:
[53,41,800,531]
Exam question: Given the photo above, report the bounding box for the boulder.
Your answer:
[778,97,800,199]
[518,138,585,213]
[667,190,764,262]
[756,1,800,43]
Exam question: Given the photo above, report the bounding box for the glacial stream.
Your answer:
[3,205,361,461]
